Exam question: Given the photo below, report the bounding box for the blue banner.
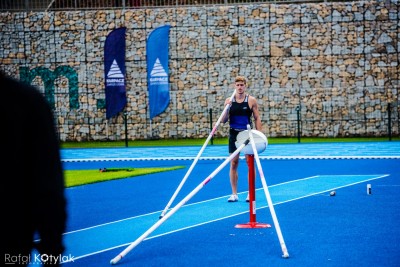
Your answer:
[104,27,127,119]
[147,25,171,120]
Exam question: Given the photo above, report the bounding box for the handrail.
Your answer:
[1,0,357,13]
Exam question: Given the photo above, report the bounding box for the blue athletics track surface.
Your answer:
[39,142,400,266]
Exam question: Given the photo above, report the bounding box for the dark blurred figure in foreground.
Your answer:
[0,70,66,266]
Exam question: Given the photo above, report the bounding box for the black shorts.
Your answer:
[228,128,245,153]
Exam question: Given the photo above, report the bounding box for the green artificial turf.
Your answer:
[64,166,185,188]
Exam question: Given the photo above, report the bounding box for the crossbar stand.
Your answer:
[235,155,271,229]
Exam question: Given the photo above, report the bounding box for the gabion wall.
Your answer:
[0,0,399,141]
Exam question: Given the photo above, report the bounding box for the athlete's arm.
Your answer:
[222,97,231,124]
[249,96,262,131]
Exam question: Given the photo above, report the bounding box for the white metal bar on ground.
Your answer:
[110,138,249,265]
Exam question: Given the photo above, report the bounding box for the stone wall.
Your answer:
[0,0,399,141]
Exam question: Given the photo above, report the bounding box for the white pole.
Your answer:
[110,138,250,265]
[158,90,236,219]
[247,125,289,258]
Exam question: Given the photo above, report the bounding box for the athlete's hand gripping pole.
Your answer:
[158,90,236,219]
[110,137,250,265]
[247,125,289,258]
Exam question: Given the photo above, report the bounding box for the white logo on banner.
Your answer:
[107,59,125,86]
[150,58,168,85]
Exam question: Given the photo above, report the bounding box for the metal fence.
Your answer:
[0,0,354,12]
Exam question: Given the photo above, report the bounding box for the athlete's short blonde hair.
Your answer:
[234,76,247,84]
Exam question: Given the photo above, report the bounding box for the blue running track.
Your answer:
[29,142,400,267]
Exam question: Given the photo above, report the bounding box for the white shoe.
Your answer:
[228,194,238,202]
[246,194,250,202]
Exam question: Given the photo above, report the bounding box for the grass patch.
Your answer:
[64,166,185,188]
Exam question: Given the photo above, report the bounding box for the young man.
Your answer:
[222,76,263,202]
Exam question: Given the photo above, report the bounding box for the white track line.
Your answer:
[62,174,389,262]
[62,155,400,162]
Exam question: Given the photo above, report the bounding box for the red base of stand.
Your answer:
[235,155,271,229]
[235,222,271,228]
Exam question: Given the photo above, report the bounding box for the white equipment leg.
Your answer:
[247,125,289,258]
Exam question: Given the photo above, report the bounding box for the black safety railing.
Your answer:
[0,0,358,12]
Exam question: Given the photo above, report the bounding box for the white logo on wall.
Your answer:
[106,59,125,86]
[150,58,168,85]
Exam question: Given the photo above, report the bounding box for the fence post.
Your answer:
[296,106,301,143]
[209,108,213,145]
[388,103,392,141]
[124,112,128,147]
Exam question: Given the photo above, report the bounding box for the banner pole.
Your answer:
[149,119,152,139]
[106,120,109,140]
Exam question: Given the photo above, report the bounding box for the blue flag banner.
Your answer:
[147,25,171,120]
[104,27,127,119]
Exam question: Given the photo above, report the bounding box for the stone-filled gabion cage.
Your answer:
[0,0,399,141]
